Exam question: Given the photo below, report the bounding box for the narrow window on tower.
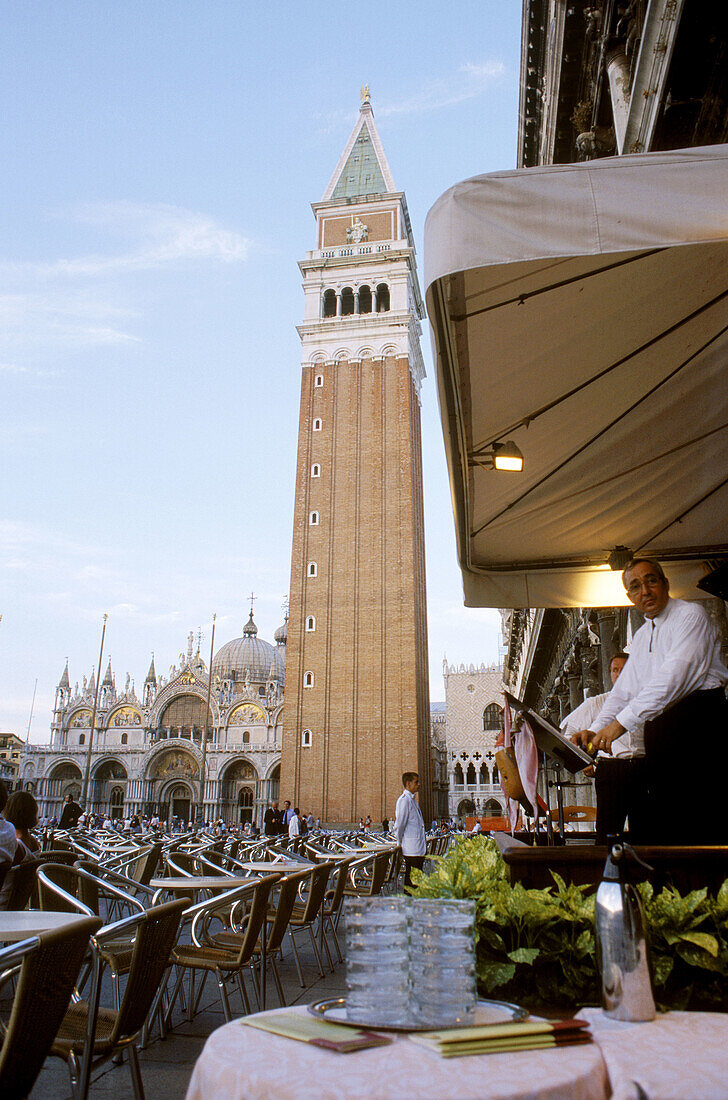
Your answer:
[309,511,319,525]
[322,289,336,318]
[306,616,316,632]
[341,286,355,315]
[79,734,85,745]
[313,418,322,431]
[376,283,390,312]
[308,561,318,577]
[304,671,314,687]
[311,464,320,478]
[302,729,312,747]
[314,374,324,387]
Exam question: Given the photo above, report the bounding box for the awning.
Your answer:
[425,145,728,608]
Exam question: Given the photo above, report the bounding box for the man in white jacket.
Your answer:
[394,772,426,888]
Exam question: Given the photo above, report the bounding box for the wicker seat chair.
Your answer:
[37,862,146,1010]
[166,873,280,1024]
[212,867,312,1008]
[0,859,42,911]
[0,916,101,1100]
[284,861,334,985]
[342,850,390,899]
[318,856,356,968]
[51,899,186,1100]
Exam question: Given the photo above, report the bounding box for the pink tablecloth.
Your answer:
[185,1005,608,1100]
[582,1008,728,1100]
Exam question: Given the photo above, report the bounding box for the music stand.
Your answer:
[504,690,593,841]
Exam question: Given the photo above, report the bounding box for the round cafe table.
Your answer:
[185,1005,608,1100]
[240,862,312,873]
[0,910,92,942]
[149,876,257,903]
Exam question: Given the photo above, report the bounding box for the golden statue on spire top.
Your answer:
[360,84,371,106]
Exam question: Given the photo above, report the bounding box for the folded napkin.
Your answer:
[409,1018,592,1058]
[243,1010,392,1053]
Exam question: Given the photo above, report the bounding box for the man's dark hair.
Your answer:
[4,790,39,831]
[611,651,629,664]
[402,771,419,786]
[621,557,667,588]
[293,807,300,815]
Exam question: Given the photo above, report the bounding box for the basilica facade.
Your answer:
[20,610,287,827]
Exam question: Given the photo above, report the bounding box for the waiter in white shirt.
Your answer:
[573,558,728,844]
[563,652,647,844]
[394,772,426,888]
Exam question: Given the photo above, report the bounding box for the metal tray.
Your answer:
[307,997,528,1032]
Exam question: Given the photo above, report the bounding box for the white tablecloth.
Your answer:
[185,1005,607,1100]
[582,1008,728,1100]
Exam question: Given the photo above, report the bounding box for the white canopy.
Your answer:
[425,145,728,608]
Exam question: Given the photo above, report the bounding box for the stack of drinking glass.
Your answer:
[345,896,476,1028]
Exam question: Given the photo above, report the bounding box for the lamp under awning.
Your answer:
[424,145,728,608]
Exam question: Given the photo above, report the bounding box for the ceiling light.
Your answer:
[492,441,524,472]
[607,545,633,571]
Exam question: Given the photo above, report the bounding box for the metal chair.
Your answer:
[0,916,101,1100]
[284,862,334,985]
[166,873,280,1023]
[51,900,186,1100]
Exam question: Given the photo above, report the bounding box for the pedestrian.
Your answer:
[59,792,82,829]
[394,772,426,889]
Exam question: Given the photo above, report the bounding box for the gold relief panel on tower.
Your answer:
[320,211,396,248]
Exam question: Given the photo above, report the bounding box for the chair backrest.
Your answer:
[133,841,163,886]
[229,873,281,965]
[367,851,391,897]
[0,915,101,1100]
[294,862,333,923]
[324,857,356,916]
[37,863,92,915]
[109,900,186,1043]
[265,869,312,952]
[0,860,41,912]
[165,851,198,877]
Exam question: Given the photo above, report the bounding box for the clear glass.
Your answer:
[409,899,477,1027]
[345,896,410,1025]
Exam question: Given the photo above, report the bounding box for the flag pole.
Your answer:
[198,614,216,828]
[81,613,107,809]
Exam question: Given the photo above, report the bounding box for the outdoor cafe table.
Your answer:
[149,875,258,903]
[0,910,92,942]
[186,1004,728,1100]
[184,1005,607,1100]
[240,861,313,873]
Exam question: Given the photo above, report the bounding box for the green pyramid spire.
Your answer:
[331,121,387,199]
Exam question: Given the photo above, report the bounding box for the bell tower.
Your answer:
[281,91,432,824]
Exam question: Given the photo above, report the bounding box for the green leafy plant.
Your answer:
[409,838,728,1011]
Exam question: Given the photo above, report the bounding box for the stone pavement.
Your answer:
[29,931,348,1100]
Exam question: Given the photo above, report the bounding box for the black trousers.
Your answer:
[595,756,649,845]
[643,687,728,845]
[403,855,425,888]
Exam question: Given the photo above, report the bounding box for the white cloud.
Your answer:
[0,290,140,349]
[2,202,251,280]
[378,59,506,118]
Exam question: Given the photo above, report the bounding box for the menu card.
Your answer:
[243,1011,392,1053]
[408,1018,592,1058]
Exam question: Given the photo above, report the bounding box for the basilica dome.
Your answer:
[212,612,285,685]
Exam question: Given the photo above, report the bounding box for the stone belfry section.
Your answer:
[281,92,432,824]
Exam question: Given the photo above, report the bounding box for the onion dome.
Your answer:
[213,613,285,684]
[274,617,287,646]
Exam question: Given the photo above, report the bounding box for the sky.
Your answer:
[0,1,522,740]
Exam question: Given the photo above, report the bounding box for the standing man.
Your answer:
[394,772,426,889]
[280,800,294,835]
[564,652,647,844]
[264,801,279,837]
[59,792,82,829]
[288,807,301,840]
[573,558,728,844]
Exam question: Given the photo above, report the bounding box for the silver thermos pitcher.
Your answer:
[595,841,656,1021]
